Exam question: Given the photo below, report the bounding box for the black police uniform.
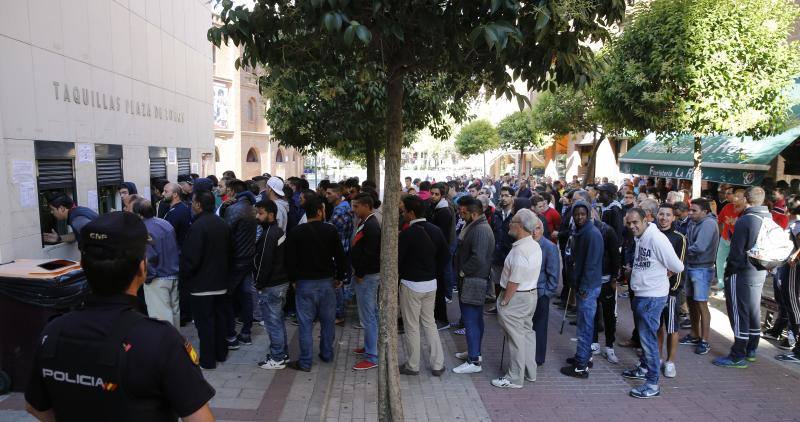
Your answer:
[25,294,215,421]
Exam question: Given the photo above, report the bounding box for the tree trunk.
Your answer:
[377,71,404,422]
[583,131,605,183]
[692,135,702,199]
[518,148,525,178]
[365,137,380,185]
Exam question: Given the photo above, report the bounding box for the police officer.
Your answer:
[25,212,216,421]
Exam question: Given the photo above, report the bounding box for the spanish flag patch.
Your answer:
[184,340,199,366]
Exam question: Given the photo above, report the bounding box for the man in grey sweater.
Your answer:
[453,196,495,374]
[680,198,719,355]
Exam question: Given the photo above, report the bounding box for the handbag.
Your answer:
[460,277,488,306]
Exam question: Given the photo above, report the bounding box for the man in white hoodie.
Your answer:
[621,207,684,399]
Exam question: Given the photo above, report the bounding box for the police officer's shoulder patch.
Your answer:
[184,339,199,366]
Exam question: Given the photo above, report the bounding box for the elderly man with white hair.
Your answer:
[492,209,542,388]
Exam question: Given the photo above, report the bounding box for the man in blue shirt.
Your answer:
[132,199,181,327]
[532,215,561,366]
[162,182,193,325]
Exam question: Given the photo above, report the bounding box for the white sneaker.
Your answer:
[491,376,522,388]
[602,347,619,364]
[454,352,482,362]
[452,361,482,374]
[663,361,676,378]
[591,342,601,355]
[258,357,286,370]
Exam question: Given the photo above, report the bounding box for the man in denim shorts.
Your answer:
[680,198,719,355]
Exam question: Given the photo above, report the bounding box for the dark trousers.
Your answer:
[434,275,449,324]
[784,264,800,355]
[226,272,254,339]
[179,276,192,323]
[724,273,766,361]
[593,282,617,347]
[191,294,229,369]
[770,267,790,333]
[532,295,550,365]
[629,287,640,345]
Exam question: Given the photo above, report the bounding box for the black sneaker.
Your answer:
[237,334,252,345]
[761,330,781,341]
[777,336,796,350]
[484,306,498,315]
[560,364,589,379]
[678,334,700,345]
[436,321,451,331]
[227,338,240,350]
[775,352,800,363]
[566,357,593,368]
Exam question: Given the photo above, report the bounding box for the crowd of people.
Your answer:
[37,170,800,402]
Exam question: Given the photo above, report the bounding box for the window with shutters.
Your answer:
[35,141,77,246]
[177,148,191,176]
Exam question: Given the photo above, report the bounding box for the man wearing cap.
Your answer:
[597,183,625,242]
[266,177,290,231]
[25,212,216,421]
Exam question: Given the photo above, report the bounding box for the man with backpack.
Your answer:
[714,187,775,368]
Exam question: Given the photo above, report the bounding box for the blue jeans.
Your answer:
[460,301,484,362]
[633,295,667,385]
[686,267,715,302]
[258,283,289,359]
[574,286,601,366]
[226,272,254,338]
[353,273,380,363]
[335,253,352,319]
[296,279,337,369]
[443,243,457,300]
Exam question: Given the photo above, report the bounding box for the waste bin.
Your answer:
[0,259,89,394]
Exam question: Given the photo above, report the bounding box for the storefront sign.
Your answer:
[52,81,185,123]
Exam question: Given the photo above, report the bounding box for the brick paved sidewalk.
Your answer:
[2,289,800,422]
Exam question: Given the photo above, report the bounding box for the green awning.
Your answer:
[619,127,800,185]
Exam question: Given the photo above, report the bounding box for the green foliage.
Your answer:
[455,120,499,156]
[496,110,545,152]
[534,85,594,136]
[594,0,800,139]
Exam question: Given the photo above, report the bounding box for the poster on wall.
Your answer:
[213,82,230,129]
[87,190,98,212]
[77,143,95,163]
[167,148,177,165]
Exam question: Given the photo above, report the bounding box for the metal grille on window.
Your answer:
[150,158,167,179]
[37,160,74,190]
[177,157,191,176]
[96,159,123,186]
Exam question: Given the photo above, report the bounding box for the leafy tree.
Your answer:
[210,1,626,419]
[594,0,800,196]
[496,110,546,177]
[455,119,499,156]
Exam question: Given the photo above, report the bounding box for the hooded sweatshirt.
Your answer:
[568,201,604,290]
[685,213,719,268]
[725,205,772,277]
[630,223,685,297]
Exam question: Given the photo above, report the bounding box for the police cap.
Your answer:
[80,211,148,258]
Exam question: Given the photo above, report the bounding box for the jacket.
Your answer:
[685,213,719,268]
[163,201,192,249]
[224,191,258,273]
[594,220,621,279]
[284,220,347,281]
[537,236,561,297]
[455,215,495,280]
[725,205,771,277]
[398,219,448,282]
[492,207,515,266]
[601,200,625,246]
[630,223,685,297]
[568,220,604,290]
[661,227,687,296]
[253,222,288,289]
[430,199,456,246]
[142,217,180,282]
[180,212,230,294]
[350,214,381,278]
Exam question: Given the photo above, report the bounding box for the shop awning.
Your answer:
[619,126,800,185]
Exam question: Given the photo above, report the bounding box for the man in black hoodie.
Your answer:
[350,193,381,370]
[223,180,258,348]
[253,200,290,370]
[714,187,772,368]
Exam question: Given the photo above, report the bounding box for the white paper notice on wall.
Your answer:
[167,148,177,165]
[12,160,35,183]
[19,182,37,209]
[77,143,95,163]
[87,190,98,212]
[142,186,151,201]
[191,162,199,174]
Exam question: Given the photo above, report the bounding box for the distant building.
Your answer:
[212,19,303,181]
[0,0,215,262]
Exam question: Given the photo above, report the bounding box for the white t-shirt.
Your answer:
[500,236,542,291]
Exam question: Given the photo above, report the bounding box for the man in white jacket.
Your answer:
[621,207,685,399]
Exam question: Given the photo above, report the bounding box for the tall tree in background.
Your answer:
[496,110,546,178]
[210,1,626,419]
[455,119,500,156]
[594,0,800,197]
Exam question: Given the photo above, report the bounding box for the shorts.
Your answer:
[686,267,715,302]
[660,295,679,334]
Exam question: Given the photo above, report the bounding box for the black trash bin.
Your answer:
[0,259,89,394]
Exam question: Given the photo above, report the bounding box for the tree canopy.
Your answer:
[534,85,594,136]
[454,119,499,156]
[496,110,545,152]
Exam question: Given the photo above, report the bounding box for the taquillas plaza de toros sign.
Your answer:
[51,81,185,124]
[619,128,800,185]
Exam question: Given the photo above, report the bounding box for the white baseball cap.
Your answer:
[267,177,285,197]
